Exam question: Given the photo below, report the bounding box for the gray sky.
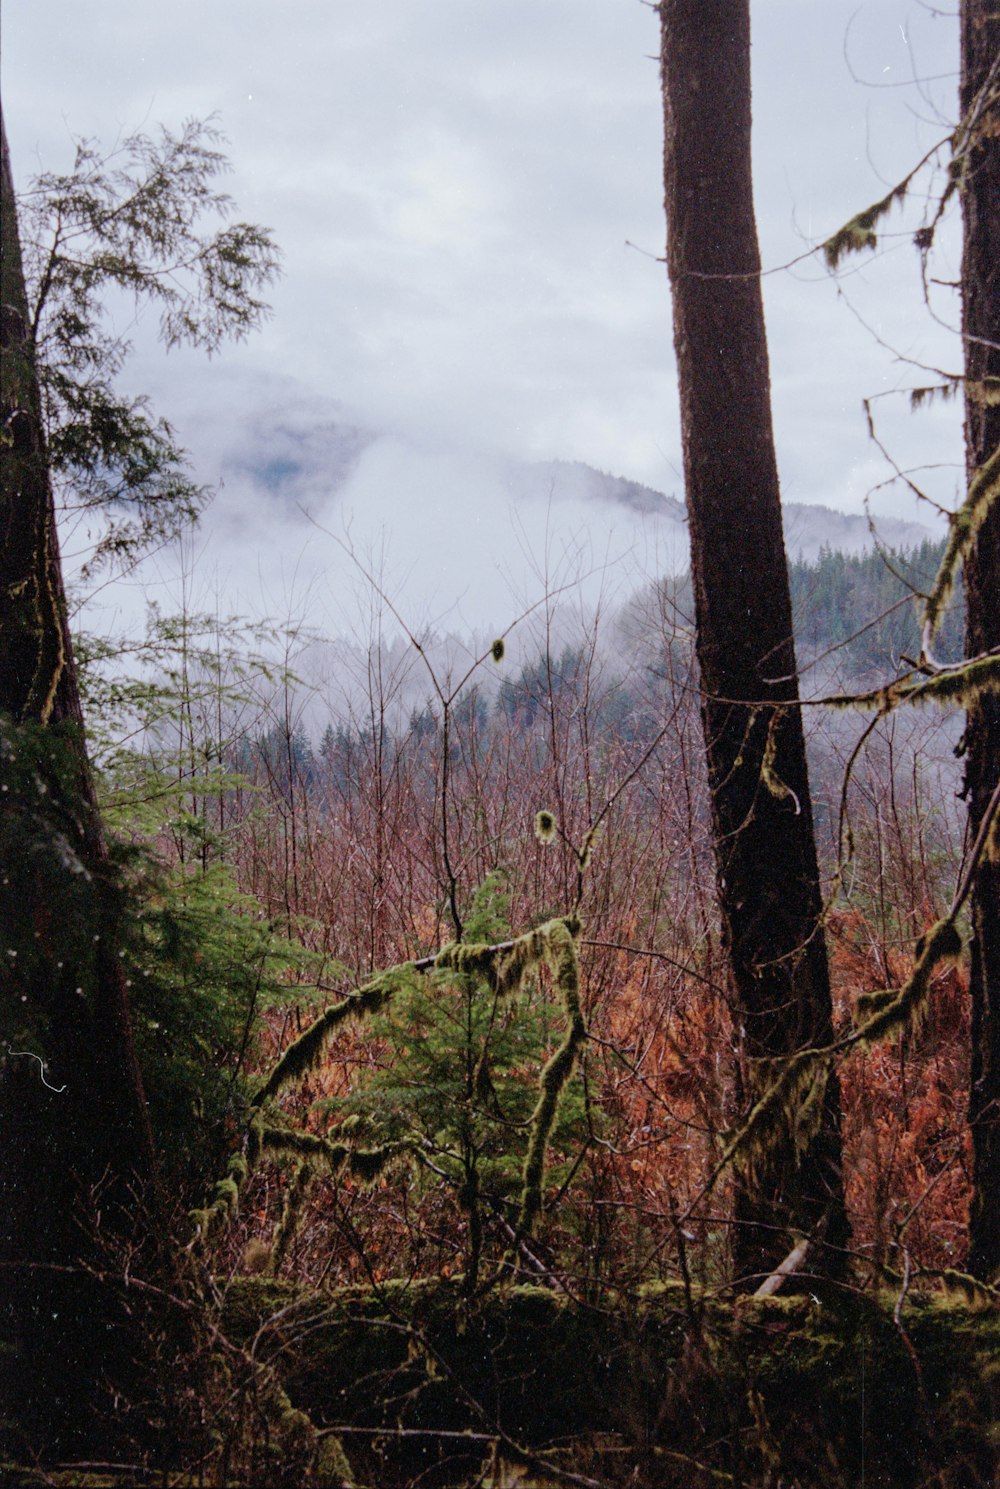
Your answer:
[4,1,965,637]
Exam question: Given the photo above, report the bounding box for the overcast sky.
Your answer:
[3,1,965,639]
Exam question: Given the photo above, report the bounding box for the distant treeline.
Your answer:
[239,540,963,792]
[789,537,963,676]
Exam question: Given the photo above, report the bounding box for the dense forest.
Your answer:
[2,3,1000,1487]
[11,525,986,1484]
[789,540,965,675]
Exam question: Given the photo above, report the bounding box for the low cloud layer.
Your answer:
[7,1,961,646]
[72,372,936,664]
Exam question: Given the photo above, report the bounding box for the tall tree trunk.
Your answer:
[659,0,847,1282]
[1,102,158,1456]
[958,3,1000,1283]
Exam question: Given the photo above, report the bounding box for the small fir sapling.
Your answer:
[195,874,590,1279]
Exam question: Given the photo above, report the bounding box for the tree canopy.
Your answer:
[18,116,280,575]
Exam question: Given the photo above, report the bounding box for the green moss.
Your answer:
[221,1278,1000,1487]
[925,437,1000,642]
[533,809,556,844]
[514,919,586,1238]
[252,963,418,1106]
[822,174,915,268]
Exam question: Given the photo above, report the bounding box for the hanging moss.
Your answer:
[760,707,799,811]
[514,918,587,1239]
[822,174,916,267]
[190,1169,244,1242]
[434,915,577,1002]
[194,914,588,1269]
[433,938,503,985]
[714,917,964,1203]
[577,823,599,872]
[823,649,1000,717]
[432,915,589,1241]
[262,1125,410,1183]
[269,1158,313,1277]
[227,1151,249,1186]
[719,1048,833,1188]
[924,437,1000,643]
[348,1143,409,1186]
[988,811,1000,866]
[246,1109,266,1169]
[195,1120,413,1252]
[792,1063,830,1160]
[213,1175,240,1214]
[853,919,963,1048]
[252,962,418,1107]
[909,378,962,411]
[937,1269,1000,1311]
[262,1126,340,1159]
[533,809,556,845]
[489,926,550,999]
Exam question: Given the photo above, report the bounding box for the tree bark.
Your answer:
[1,101,158,1456]
[958,3,1000,1283]
[659,0,847,1282]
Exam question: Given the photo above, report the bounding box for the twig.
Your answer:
[754,1235,811,1298]
[891,1248,927,1405]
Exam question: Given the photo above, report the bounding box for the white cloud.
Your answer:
[5,0,960,640]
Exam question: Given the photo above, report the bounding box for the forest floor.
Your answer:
[5,1277,999,1486]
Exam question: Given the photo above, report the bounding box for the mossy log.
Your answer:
[5,1279,997,1486]
[218,1276,1000,1488]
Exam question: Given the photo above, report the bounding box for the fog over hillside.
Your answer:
[85,389,937,652]
[71,384,944,755]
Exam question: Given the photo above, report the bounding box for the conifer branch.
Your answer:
[196,915,589,1255]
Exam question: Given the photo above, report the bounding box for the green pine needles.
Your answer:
[194,875,589,1282]
[19,116,281,577]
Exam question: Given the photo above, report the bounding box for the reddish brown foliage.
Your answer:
[215,645,971,1293]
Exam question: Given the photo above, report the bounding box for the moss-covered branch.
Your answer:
[924,437,1000,644]
[251,962,418,1107]
[821,171,921,267]
[820,648,1000,716]
[196,915,589,1255]
[697,917,967,1217]
[514,919,587,1239]
[851,919,963,1047]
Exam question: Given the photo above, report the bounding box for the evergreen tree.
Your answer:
[327,874,588,1291]
[789,540,964,677]
[0,101,280,1455]
[14,113,279,575]
[1,102,158,1456]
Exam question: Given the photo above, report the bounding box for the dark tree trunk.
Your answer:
[1,103,158,1456]
[959,3,1000,1283]
[659,0,847,1282]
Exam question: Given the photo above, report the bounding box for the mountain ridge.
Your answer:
[226,417,937,569]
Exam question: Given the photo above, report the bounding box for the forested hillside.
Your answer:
[789,538,964,676]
